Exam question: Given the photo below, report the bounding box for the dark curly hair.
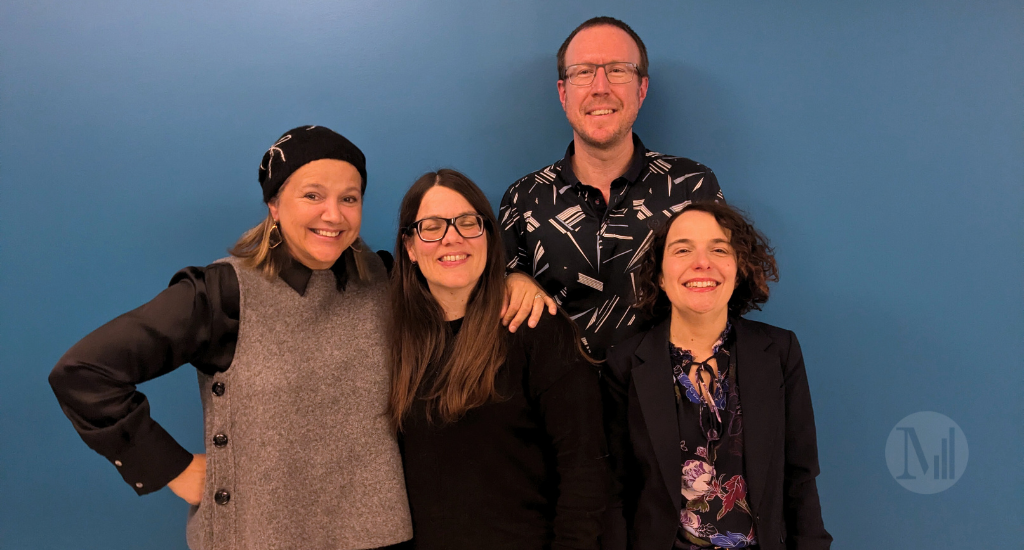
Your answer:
[633,202,778,318]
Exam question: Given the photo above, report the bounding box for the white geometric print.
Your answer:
[661,200,692,218]
[633,199,653,220]
[556,206,587,231]
[577,273,604,292]
[498,136,721,357]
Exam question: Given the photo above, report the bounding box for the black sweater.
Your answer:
[399,313,609,550]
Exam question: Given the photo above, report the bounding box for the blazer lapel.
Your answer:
[631,319,683,512]
[734,318,784,515]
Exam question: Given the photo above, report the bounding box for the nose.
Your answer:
[692,248,712,269]
[590,66,612,94]
[322,200,343,224]
[440,222,465,245]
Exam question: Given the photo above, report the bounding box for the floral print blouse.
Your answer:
[670,322,757,549]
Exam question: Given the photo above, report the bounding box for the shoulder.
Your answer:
[514,311,578,357]
[604,325,655,379]
[733,317,799,353]
[169,261,239,289]
[503,162,564,201]
[644,150,715,177]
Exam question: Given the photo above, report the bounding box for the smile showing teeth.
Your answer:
[684,280,718,288]
[589,109,614,116]
[440,254,467,262]
[312,229,341,237]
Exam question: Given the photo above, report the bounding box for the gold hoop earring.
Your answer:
[268,222,283,249]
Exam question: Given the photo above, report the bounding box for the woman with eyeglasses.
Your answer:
[602,202,831,550]
[388,169,609,550]
[47,128,551,550]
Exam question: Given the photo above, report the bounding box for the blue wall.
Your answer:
[2,1,1021,548]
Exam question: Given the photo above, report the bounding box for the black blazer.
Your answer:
[602,317,831,550]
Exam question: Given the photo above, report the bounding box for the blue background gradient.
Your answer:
[2,1,1021,548]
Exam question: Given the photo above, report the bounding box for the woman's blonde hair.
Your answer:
[230,211,370,282]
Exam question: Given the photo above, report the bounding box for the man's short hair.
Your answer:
[556,17,649,80]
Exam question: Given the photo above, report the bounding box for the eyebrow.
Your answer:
[424,211,477,218]
[297,181,361,191]
[666,238,732,246]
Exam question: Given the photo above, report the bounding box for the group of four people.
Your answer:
[49,16,831,550]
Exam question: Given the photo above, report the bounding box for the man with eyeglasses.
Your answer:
[500,16,723,359]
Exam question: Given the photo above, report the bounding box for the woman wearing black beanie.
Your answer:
[50,126,447,550]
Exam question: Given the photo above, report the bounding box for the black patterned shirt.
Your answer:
[499,134,723,358]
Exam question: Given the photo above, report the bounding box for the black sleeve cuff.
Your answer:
[101,420,194,496]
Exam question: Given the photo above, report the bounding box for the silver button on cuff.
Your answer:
[114,460,123,467]
[135,482,143,489]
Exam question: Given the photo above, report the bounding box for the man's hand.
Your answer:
[501,273,557,332]
[167,453,206,506]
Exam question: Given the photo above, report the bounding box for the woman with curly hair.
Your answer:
[603,202,831,550]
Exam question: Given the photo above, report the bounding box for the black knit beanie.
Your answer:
[257,125,367,203]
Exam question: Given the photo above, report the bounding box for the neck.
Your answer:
[429,284,471,321]
[570,133,635,201]
[668,307,729,360]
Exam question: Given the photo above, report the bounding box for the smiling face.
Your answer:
[557,24,649,150]
[405,185,488,304]
[659,210,738,321]
[267,158,362,270]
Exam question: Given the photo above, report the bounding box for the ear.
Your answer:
[637,75,649,109]
[267,200,280,223]
[658,271,665,291]
[557,79,568,112]
[404,235,417,264]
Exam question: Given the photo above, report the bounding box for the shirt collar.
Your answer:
[273,245,351,295]
[558,133,648,190]
[667,320,735,363]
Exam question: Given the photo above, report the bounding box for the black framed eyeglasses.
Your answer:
[563,62,638,86]
[406,214,486,242]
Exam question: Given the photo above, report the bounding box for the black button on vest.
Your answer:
[213,433,228,447]
[212,382,225,396]
[214,489,231,505]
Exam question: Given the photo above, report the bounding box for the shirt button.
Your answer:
[212,382,225,396]
[135,482,143,489]
[114,460,123,467]
[213,434,228,447]
[214,489,231,505]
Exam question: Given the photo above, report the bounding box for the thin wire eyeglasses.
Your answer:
[563,62,639,86]
[406,214,485,242]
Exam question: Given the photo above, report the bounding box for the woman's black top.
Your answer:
[399,314,609,550]
[48,247,390,493]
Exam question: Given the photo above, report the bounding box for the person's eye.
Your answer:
[457,216,481,229]
[609,66,627,75]
[574,67,595,77]
[304,192,320,200]
[420,219,444,232]
[342,195,360,204]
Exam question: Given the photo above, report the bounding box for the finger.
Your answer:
[502,286,527,326]
[507,290,532,333]
[544,296,557,315]
[526,296,545,328]
[500,285,511,320]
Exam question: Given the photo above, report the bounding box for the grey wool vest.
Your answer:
[186,250,412,550]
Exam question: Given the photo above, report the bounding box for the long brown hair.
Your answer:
[387,169,508,430]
